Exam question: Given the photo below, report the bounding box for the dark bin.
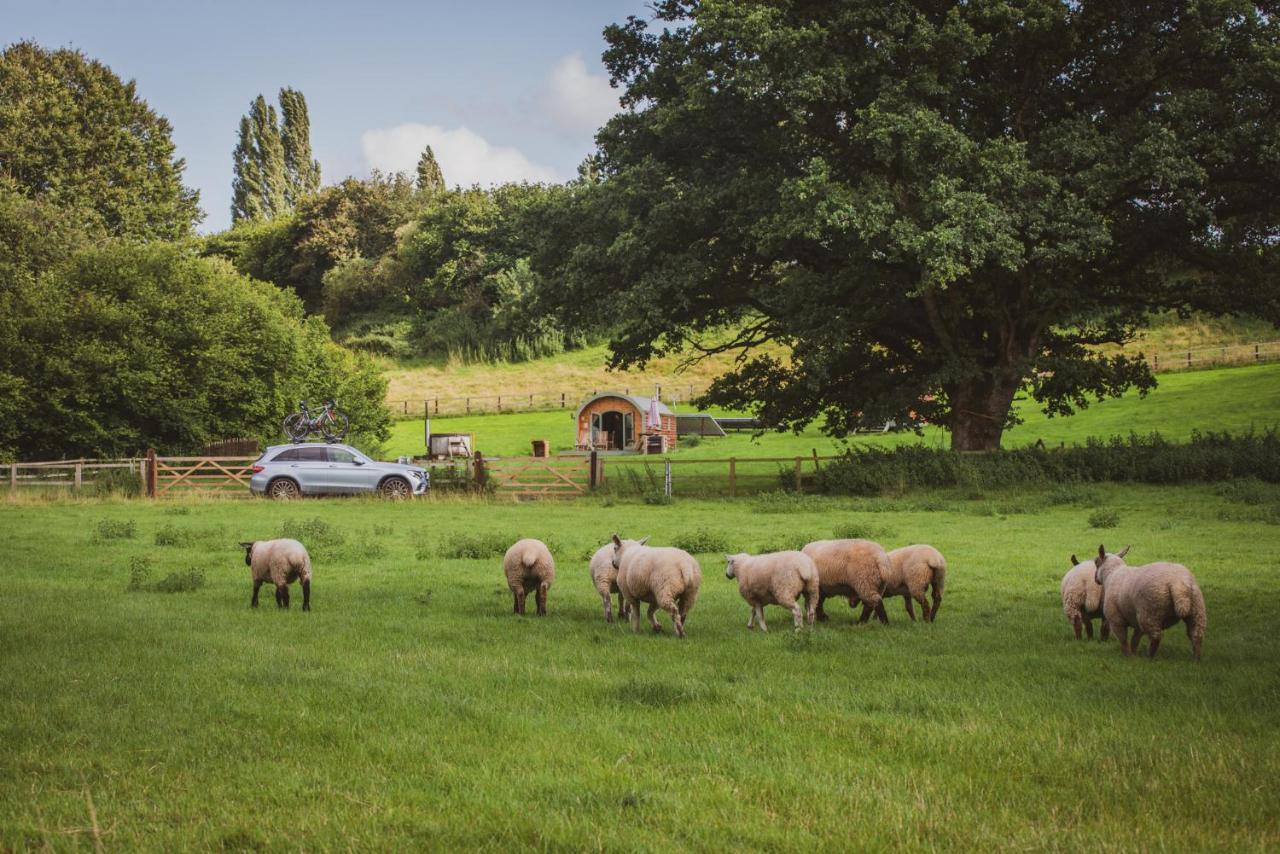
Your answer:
[646,435,664,455]
[531,439,548,458]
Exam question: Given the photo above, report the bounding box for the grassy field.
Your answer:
[2,485,1278,849]
[384,362,1280,459]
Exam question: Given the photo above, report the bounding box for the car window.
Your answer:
[272,449,299,462]
[329,448,357,464]
[296,446,327,462]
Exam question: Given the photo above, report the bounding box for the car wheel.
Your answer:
[380,476,411,500]
[267,478,300,500]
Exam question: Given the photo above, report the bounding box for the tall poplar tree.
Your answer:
[416,145,445,194]
[280,87,320,206]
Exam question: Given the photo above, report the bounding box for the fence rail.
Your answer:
[1149,340,1280,372]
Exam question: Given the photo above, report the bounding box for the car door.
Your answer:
[326,446,372,494]
[290,445,331,493]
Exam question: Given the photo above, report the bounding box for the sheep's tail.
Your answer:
[928,554,946,621]
[677,559,701,616]
[802,569,820,623]
[1174,578,1207,635]
[522,548,538,569]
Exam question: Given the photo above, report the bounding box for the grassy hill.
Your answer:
[383,361,1280,458]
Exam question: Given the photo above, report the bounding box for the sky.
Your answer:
[5,0,641,232]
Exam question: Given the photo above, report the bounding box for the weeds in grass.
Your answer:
[154,523,189,546]
[909,496,954,512]
[152,568,207,593]
[753,534,821,553]
[671,528,731,554]
[618,679,719,708]
[831,522,893,541]
[88,467,142,498]
[94,519,136,541]
[1214,478,1271,505]
[1089,509,1121,529]
[162,506,191,516]
[1046,485,1091,506]
[643,494,673,506]
[436,532,513,559]
[126,555,153,591]
[372,523,395,536]
[751,492,832,514]
[279,517,346,557]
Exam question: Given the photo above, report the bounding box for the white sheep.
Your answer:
[238,538,311,610]
[884,544,947,622]
[1061,552,1109,641]
[503,538,556,616]
[589,543,630,624]
[611,534,702,638]
[1094,544,1207,659]
[801,538,890,624]
[724,551,819,631]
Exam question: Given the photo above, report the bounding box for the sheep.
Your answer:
[724,551,819,631]
[801,539,890,624]
[1061,552,1109,641]
[611,534,702,638]
[885,544,947,622]
[503,538,556,616]
[237,539,311,611]
[589,543,630,624]
[1093,544,1207,660]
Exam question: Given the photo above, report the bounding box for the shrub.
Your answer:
[94,519,136,541]
[278,517,346,557]
[671,528,731,554]
[154,523,190,546]
[152,568,206,593]
[1213,478,1271,506]
[126,555,153,591]
[831,522,893,541]
[89,467,141,498]
[643,494,673,506]
[437,532,512,559]
[1088,509,1121,529]
[754,533,822,554]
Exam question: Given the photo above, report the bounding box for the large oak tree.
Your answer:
[535,0,1280,449]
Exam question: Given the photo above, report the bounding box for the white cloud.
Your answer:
[541,53,620,136]
[359,124,559,187]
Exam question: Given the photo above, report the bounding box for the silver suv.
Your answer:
[249,443,428,499]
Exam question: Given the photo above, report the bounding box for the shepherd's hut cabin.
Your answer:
[575,392,677,453]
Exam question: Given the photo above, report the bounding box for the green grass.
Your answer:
[387,362,1280,458]
[2,487,1278,849]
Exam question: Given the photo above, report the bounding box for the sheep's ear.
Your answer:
[238,542,253,549]
[1098,544,1107,562]
[1071,554,1079,567]
[1118,544,1131,558]
[611,533,622,548]
[638,536,650,546]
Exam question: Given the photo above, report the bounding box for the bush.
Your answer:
[816,429,1280,495]
[754,533,822,553]
[279,517,346,558]
[126,555,153,591]
[152,568,206,593]
[831,522,893,541]
[94,519,136,541]
[436,532,512,559]
[154,523,189,546]
[1088,509,1120,529]
[89,467,142,498]
[671,528,731,554]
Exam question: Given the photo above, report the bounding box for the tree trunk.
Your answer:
[947,376,1021,452]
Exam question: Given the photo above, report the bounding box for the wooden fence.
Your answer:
[4,450,831,500]
[1149,340,1280,372]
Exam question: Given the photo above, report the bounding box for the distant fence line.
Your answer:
[386,341,1280,418]
[4,450,834,500]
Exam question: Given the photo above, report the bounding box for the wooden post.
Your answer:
[561,392,566,408]
[794,457,803,492]
[497,395,501,411]
[1154,353,1159,371]
[145,448,157,498]
[74,462,83,492]
[728,457,736,497]
[473,451,486,489]
[402,400,408,414]
[466,397,470,414]
[589,450,598,490]
[1187,350,1192,367]
[1256,343,1261,362]
[529,394,533,409]
[434,398,439,415]
[664,459,672,497]
[9,463,15,495]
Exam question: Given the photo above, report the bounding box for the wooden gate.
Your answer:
[483,456,590,498]
[152,455,255,495]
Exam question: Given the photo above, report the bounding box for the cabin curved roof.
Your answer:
[574,392,673,421]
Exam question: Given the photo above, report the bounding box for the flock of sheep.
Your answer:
[235,534,1206,658]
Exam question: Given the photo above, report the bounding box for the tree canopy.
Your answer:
[232,89,320,222]
[534,0,1280,449]
[0,41,201,239]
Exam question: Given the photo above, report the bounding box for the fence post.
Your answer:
[664,459,672,497]
[145,448,157,498]
[589,450,598,490]
[728,457,737,498]
[1153,353,1159,371]
[74,462,83,492]
[402,401,407,415]
[434,398,439,415]
[1256,344,1261,362]
[473,451,486,490]
[561,392,566,408]
[8,463,15,495]
[1187,350,1192,368]
[529,394,533,409]
[466,397,470,414]
[497,395,501,411]
[794,457,803,492]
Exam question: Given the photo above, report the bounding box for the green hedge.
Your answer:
[815,430,1280,495]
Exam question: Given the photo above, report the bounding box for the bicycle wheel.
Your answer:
[322,411,349,442]
[283,412,309,441]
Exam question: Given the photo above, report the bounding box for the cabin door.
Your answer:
[597,410,632,449]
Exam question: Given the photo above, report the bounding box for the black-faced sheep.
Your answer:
[1094,544,1207,659]
[503,538,556,616]
[238,539,311,611]
[611,534,701,638]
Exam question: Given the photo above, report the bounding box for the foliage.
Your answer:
[1088,509,1120,529]
[816,429,1280,495]
[416,145,445,194]
[279,87,321,207]
[670,527,730,554]
[94,519,137,541]
[433,532,513,559]
[534,1,1280,450]
[0,41,201,238]
[0,240,389,458]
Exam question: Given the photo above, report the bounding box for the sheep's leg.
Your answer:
[815,592,830,622]
[627,598,641,633]
[276,584,289,609]
[1131,626,1144,655]
[903,596,917,622]
[1146,629,1161,659]
[536,583,549,617]
[514,588,527,615]
[1117,625,1131,656]
[746,606,756,630]
[928,589,942,622]
[301,579,310,612]
[252,580,263,608]
[1100,620,1111,642]
[874,601,889,624]
[601,590,613,623]
[755,606,768,633]
[1071,616,1082,640]
[647,604,662,633]
[790,602,804,631]
[912,593,930,622]
[617,592,628,620]
[1186,622,1202,660]
[1084,618,1094,640]
[669,605,686,639]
